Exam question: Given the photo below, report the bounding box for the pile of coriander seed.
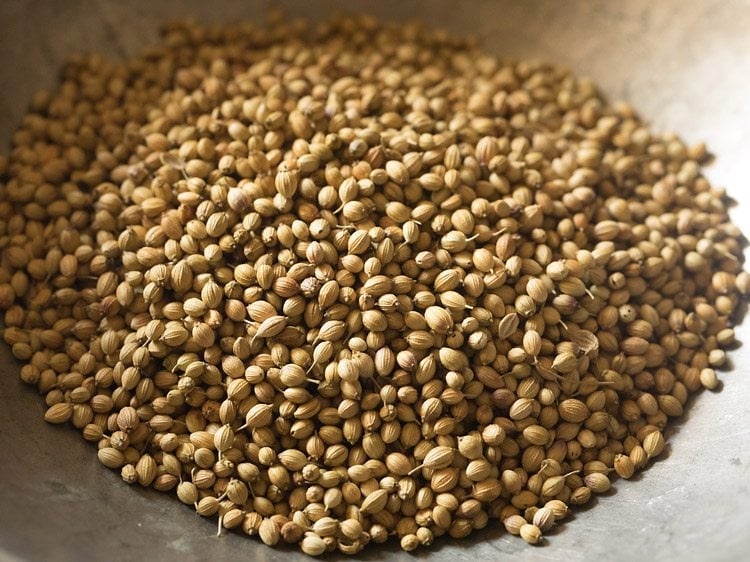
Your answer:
[0,14,747,555]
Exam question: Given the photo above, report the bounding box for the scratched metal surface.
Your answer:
[1,1,749,561]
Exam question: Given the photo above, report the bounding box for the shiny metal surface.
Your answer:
[1,1,749,561]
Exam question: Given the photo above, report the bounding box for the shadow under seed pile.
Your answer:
[0,14,747,556]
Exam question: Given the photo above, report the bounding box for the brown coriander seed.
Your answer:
[519,524,543,545]
[301,535,327,556]
[532,507,555,532]
[643,431,666,459]
[613,454,635,479]
[503,515,527,535]
[44,402,73,424]
[584,473,611,494]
